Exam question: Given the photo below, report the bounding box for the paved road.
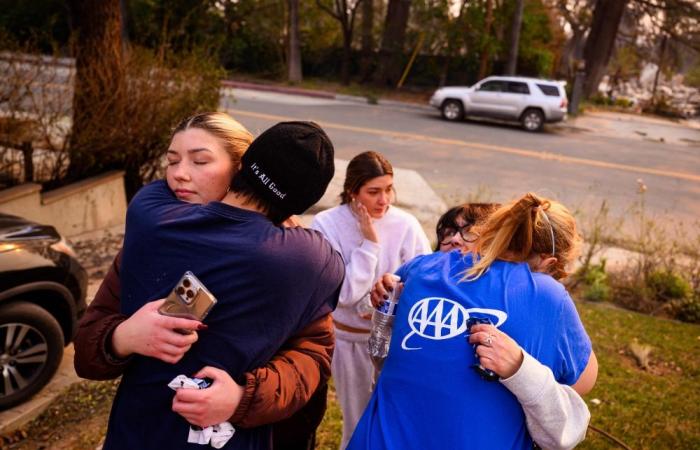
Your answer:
[222,90,700,234]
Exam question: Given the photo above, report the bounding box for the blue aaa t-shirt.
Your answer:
[348,250,591,450]
[104,181,344,450]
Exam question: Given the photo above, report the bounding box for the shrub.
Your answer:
[669,295,700,324]
[614,97,634,108]
[646,270,692,301]
[583,281,613,303]
[63,46,223,198]
[0,36,223,198]
[578,260,612,302]
[589,93,613,106]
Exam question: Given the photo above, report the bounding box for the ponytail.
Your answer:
[464,193,581,281]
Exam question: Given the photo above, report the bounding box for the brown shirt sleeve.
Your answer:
[73,250,132,380]
[230,314,335,428]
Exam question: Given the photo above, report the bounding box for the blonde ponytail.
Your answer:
[464,193,581,281]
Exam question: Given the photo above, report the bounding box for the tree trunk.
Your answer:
[374,0,412,87]
[67,0,124,180]
[287,0,302,83]
[505,0,525,75]
[582,0,628,98]
[316,0,362,85]
[120,0,129,45]
[439,0,466,86]
[341,27,352,85]
[478,0,494,79]
[556,27,583,78]
[651,34,667,104]
[359,0,374,81]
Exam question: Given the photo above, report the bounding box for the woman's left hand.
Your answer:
[468,324,524,379]
[171,366,244,427]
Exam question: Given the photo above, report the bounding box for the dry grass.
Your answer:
[1,301,697,450]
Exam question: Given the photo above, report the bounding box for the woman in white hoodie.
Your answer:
[311,151,431,449]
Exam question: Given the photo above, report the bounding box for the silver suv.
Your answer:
[429,76,568,131]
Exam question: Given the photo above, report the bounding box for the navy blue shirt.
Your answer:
[104,181,344,450]
[348,250,591,450]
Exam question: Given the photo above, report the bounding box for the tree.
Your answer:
[374,0,412,86]
[478,0,495,79]
[582,0,628,97]
[287,0,302,82]
[505,0,526,75]
[66,0,125,181]
[64,0,221,199]
[554,0,593,78]
[359,0,374,81]
[316,0,364,85]
[439,0,466,86]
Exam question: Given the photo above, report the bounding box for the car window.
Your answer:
[536,84,561,97]
[478,81,505,92]
[507,82,530,94]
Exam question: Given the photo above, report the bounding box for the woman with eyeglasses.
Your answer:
[434,203,499,252]
[351,193,598,450]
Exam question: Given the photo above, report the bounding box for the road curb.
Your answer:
[221,80,336,99]
[222,79,433,112]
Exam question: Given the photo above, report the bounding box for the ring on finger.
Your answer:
[485,334,495,346]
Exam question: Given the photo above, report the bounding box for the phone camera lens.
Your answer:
[183,279,191,288]
[186,290,194,298]
[176,286,185,295]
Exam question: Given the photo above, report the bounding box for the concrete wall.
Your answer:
[0,171,127,237]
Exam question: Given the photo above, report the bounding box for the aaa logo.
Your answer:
[401,297,507,350]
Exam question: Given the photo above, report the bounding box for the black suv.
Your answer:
[0,213,87,410]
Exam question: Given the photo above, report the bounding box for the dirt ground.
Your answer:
[0,380,118,450]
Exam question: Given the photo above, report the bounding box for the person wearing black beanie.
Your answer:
[102,120,344,450]
[231,121,335,224]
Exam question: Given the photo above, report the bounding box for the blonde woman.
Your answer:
[75,114,339,450]
[351,193,597,450]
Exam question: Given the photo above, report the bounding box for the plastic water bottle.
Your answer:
[368,276,401,373]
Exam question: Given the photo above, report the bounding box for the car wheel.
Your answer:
[0,301,64,411]
[521,108,544,132]
[441,100,464,121]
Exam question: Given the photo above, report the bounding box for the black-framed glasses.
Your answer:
[439,226,479,244]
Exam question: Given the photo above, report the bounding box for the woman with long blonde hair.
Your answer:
[75,113,339,450]
[350,192,597,450]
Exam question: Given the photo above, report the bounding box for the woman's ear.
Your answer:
[540,256,558,273]
[528,254,558,274]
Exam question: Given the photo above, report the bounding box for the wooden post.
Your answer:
[397,33,424,89]
[21,141,33,183]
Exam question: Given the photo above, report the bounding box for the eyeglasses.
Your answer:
[439,226,479,244]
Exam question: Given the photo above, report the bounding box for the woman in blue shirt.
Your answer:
[350,193,598,450]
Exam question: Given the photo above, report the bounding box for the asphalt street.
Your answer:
[221,90,700,234]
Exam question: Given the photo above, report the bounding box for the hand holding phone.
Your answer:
[467,317,500,382]
[158,271,217,333]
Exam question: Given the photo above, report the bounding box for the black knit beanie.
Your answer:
[239,121,335,216]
